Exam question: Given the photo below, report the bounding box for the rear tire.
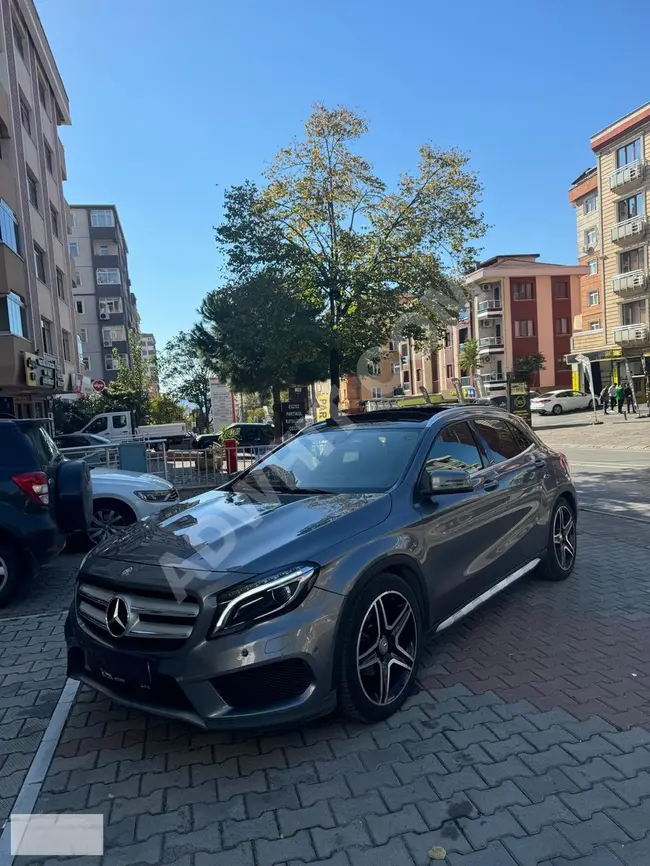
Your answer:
[535,497,577,582]
[0,539,21,606]
[587,399,594,410]
[551,404,563,415]
[337,572,423,723]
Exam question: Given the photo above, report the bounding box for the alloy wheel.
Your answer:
[553,504,576,571]
[356,591,417,706]
[88,508,127,544]
[0,557,7,591]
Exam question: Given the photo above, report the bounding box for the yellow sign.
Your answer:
[572,370,579,391]
[510,382,527,395]
[315,407,328,421]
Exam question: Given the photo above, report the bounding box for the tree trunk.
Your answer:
[329,347,341,418]
[272,383,282,441]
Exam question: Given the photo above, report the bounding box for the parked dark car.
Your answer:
[55,433,112,467]
[225,422,275,447]
[66,405,576,729]
[0,419,92,604]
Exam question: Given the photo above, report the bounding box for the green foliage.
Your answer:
[98,330,151,424]
[458,338,483,376]
[513,353,546,381]
[215,103,487,413]
[156,331,212,428]
[149,394,187,424]
[53,394,103,434]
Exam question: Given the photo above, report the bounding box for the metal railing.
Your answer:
[612,269,647,294]
[480,371,505,381]
[613,323,649,344]
[478,336,504,348]
[477,299,502,313]
[610,160,645,191]
[610,216,647,243]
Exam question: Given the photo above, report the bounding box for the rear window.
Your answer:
[21,425,60,466]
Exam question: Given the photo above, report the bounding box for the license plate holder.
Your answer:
[87,647,152,690]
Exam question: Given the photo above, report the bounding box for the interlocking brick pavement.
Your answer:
[6,520,650,864]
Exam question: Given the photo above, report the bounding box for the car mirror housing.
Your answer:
[425,468,474,495]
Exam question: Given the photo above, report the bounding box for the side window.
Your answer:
[507,422,533,453]
[473,418,524,464]
[112,414,128,429]
[424,422,484,475]
[85,416,108,434]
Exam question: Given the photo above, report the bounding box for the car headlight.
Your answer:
[134,488,176,502]
[209,564,317,637]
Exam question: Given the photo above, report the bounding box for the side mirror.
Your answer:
[424,468,474,495]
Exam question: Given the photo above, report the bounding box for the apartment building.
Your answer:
[0,0,81,418]
[140,331,159,395]
[68,205,137,384]
[569,101,650,396]
[465,254,587,390]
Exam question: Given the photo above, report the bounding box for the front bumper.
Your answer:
[65,583,343,730]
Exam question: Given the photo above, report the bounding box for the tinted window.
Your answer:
[58,435,84,448]
[473,418,524,464]
[113,414,128,429]
[424,422,484,474]
[508,423,533,453]
[85,416,108,434]
[22,426,59,466]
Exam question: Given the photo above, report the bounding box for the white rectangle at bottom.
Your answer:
[11,813,104,855]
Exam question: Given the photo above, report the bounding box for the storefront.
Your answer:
[567,349,650,400]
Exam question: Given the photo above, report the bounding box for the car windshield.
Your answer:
[234,425,423,494]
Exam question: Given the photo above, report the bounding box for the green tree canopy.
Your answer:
[149,394,187,424]
[156,331,212,428]
[215,103,487,413]
[513,353,546,383]
[98,329,152,424]
[458,338,483,379]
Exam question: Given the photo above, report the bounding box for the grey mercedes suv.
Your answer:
[66,405,577,729]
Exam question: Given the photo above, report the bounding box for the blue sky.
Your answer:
[37,0,649,348]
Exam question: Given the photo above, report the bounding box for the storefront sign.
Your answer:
[280,401,306,435]
[506,374,532,426]
[23,353,57,389]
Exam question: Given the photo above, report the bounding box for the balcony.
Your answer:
[478,336,504,353]
[612,269,647,295]
[613,323,649,345]
[460,376,471,387]
[610,216,647,244]
[610,160,645,191]
[480,371,506,382]
[477,299,502,316]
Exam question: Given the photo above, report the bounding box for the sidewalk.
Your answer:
[536,411,650,451]
[3,519,650,864]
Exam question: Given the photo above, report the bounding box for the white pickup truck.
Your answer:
[78,412,190,446]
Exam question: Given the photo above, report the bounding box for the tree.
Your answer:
[149,394,187,424]
[156,331,212,430]
[215,103,487,414]
[194,268,329,432]
[53,394,102,434]
[458,338,483,383]
[513,353,546,386]
[98,329,152,424]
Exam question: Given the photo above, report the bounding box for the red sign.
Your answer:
[92,379,106,393]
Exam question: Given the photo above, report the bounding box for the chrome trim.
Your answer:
[435,558,540,633]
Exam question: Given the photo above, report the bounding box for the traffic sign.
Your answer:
[92,379,106,393]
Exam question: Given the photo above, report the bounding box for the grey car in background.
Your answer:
[65,405,577,729]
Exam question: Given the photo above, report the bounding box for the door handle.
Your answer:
[534,458,546,469]
[483,478,499,491]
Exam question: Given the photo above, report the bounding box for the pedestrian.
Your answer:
[599,385,609,414]
[625,383,635,413]
[616,381,625,414]
[608,381,617,411]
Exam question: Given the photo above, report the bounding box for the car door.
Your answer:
[470,416,547,573]
[415,420,510,623]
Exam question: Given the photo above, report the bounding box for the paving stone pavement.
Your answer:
[4,520,650,865]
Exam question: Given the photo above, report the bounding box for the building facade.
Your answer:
[465,255,587,391]
[140,331,158,395]
[0,0,81,418]
[569,102,650,397]
[68,205,137,384]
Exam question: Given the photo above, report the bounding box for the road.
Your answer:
[561,447,650,523]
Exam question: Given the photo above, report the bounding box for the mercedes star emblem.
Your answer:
[105,596,130,639]
[121,567,133,577]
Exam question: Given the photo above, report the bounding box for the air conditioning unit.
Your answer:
[631,219,643,235]
[481,319,493,328]
[633,273,646,288]
[103,340,112,347]
[99,312,109,320]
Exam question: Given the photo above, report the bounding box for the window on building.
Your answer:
[74,269,82,287]
[367,360,380,376]
[556,356,569,371]
[19,97,31,136]
[105,354,127,370]
[33,243,46,283]
[90,209,115,228]
[97,244,110,256]
[444,331,451,347]
[512,282,534,301]
[554,281,569,299]
[1,292,27,337]
[44,140,53,174]
[616,138,641,168]
[0,200,21,256]
[69,241,79,258]
[617,193,643,222]
[620,247,644,273]
[514,320,535,337]
[588,290,599,306]
[27,170,39,209]
[102,326,126,344]
[392,362,400,374]
[589,320,602,330]
[75,299,84,315]
[70,211,76,228]
[12,20,25,59]
[388,340,397,351]
[41,317,52,354]
[62,330,71,361]
[403,370,410,385]
[584,228,597,248]
[371,387,382,399]
[96,267,121,285]
[38,77,47,110]
[446,364,453,378]
[55,267,65,300]
[79,327,88,343]
[82,357,91,372]
[621,300,647,326]
[555,317,569,334]
[588,259,598,275]
[50,204,59,238]
[416,368,422,382]
[99,297,123,315]
[583,194,597,214]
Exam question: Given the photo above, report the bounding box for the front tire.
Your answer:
[535,497,577,581]
[337,573,422,722]
[86,500,136,547]
[587,399,594,410]
[0,540,20,606]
